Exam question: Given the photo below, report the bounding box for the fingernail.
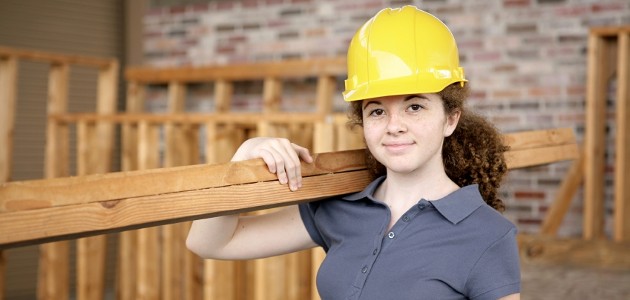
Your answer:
[290,184,297,191]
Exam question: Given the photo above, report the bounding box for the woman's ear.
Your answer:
[444,110,461,137]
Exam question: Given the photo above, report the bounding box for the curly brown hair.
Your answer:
[347,83,509,211]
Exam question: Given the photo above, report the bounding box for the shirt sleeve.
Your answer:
[466,227,521,300]
[298,202,328,251]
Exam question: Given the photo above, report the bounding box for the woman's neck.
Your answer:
[375,169,460,209]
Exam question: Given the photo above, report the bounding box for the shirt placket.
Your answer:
[346,201,427,299]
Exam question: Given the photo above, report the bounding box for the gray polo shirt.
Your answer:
[298,176,520,300]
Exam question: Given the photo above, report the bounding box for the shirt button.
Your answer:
[373,248,378,255]
[402,215,410,222]
[419,204,426,210]
[361,266,368,273]
[388,232,395,239]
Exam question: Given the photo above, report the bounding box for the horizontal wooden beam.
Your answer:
[125,57,347,83]
[518,234,630,270]
[590,26,630,37]
[0,46,114,69]
[50,112,330,125]
[0,128,577,248]
[0,151,369,248]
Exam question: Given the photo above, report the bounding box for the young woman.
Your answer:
[187,6,521,300]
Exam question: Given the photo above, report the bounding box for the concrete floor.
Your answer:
[521,262,630,299]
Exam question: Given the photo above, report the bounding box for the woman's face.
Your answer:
[361,93,460,176]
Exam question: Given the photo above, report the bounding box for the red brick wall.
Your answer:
[142,0,630,237]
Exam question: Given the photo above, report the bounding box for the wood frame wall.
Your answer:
[2,28,630,298]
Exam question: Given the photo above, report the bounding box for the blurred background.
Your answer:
[1,0,630,299]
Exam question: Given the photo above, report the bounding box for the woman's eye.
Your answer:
[408,104,422,111]
[369,108,385,116]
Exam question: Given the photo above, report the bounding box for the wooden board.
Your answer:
[0,128,577,248]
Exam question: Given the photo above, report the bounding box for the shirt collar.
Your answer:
[342,177,486,224]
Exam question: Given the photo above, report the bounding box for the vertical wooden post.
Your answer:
[315,75,335,115]
[0,56,17,300]
[163,81,187,300]
[75,60,118,300]
[95,60,119,173]
[76,122,107,300]
[253,77,284,300]
[38,63,70,300]
[0,56,17,184]
[202,79,240,300]
[118,81,145,300]
[614,32,630,242]
[583,34,615,240]
[136,121,161,300]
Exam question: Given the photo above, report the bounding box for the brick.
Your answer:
[493,64,518,72]
[169,6,186,14]
[558,34,587,44]
[592,3,626,13]
[506,23,538,34]
[528,86,561,97]
[492,89,522,99]
[536,0,565,4]
[506,49,539,59]
[242,0,258,8]
[266,0,284,5]
[472,51,502,61]
[555,5,591,17]
[566,85,585,96]
[217,1,235,10]
[515,191,546,200]
[517,218,542,226]
[504,0,531,8]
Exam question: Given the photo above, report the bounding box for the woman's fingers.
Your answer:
[232,137,312,191]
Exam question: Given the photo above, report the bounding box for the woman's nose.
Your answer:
[386,112,407,134]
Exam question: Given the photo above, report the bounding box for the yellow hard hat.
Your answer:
[343,6,466,102]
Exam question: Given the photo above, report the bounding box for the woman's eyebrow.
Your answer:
[404,94,429,101]
[363,100,381,108]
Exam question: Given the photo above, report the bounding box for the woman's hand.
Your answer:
[232,137,313,191]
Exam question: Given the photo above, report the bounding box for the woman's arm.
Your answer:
[186,138,317,260]
[498,293,520,300]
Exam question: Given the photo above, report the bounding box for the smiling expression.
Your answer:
[362,93,460,177]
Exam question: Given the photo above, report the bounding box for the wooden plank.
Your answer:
[0,128,577,247]
[44,63,70,179]
[76,121,107,300]
[125,57,347,83]
[51,112,328,125]
[76,235,107,300]
[136,121,161,300]
[214,80,233,112]
[163,81,187,300]
[504,144,578,169]
[0,55,14,300]
[117,230,137,300]
[38,62,71,300]
[38,241,70,299]
[518,234,630,270]
[0,250,4,300]
[0,57,17,184]
[76,62,117,299]
[118,81,145,300]
[540,153,585,236]
[590,26,630,37]
[0,46,114,68]
[315,75,336,114]
[95,61,119,174]
[584,34,615,240]
[615,32,630,242]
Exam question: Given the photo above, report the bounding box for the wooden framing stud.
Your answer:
[615,32,630,242]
